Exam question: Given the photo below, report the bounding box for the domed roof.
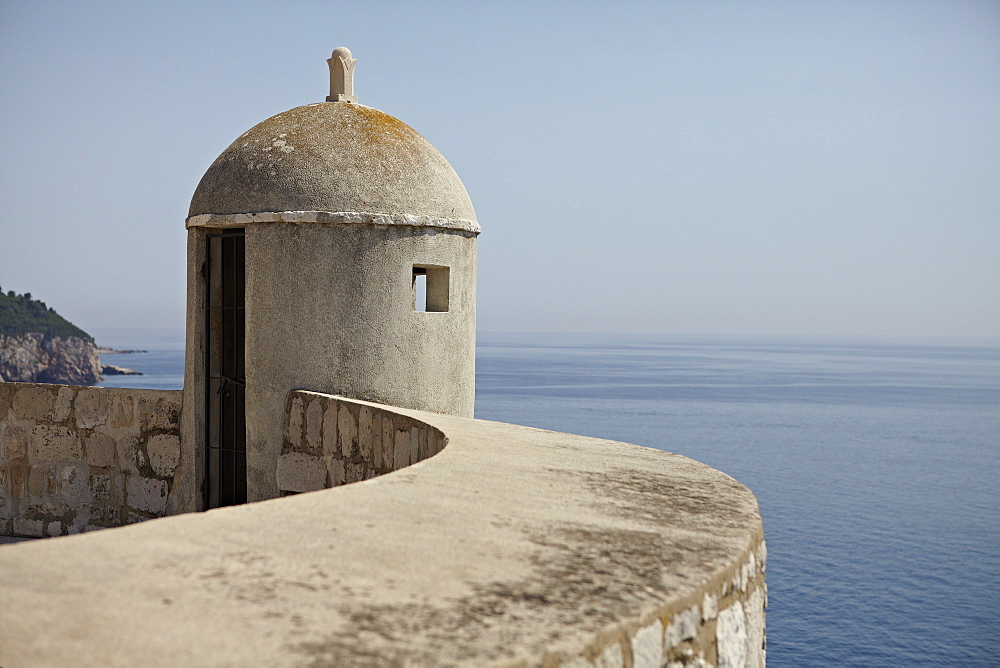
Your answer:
[188,101,476,225]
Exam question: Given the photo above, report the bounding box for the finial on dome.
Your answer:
[327,47,358,103]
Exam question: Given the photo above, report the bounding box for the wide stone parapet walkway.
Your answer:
[0,396,765,667]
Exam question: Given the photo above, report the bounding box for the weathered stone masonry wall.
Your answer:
[0,382,184,537]
[277,390,446,495]
[576,537,766,668]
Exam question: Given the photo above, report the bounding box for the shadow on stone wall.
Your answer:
[0,382,183,537]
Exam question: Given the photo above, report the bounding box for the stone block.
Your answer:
[702,593,718,621]
[380,416,394,470]
[370,411,383,468]
[286,395,304,448]
[52,387,75,421]
[276,453,326,493]
[594,642,623,668]
[47,520,62,537]
[394,429,409,469]
[418,428,428,460]
[716,601,747,668]
[338,404,357,458]
[4,425,29,459]
[666,605,700,648]
[325,456,345,487]
[0,383,13,414]
[9,465,27,498]
[28,465,58,497]
[745,587,765,666]
[109,393,136,429]
[147,434,181,477]
[115,436,141,474]
[29,424,82,461]
[12,386,54,421]
[89,474,112,499]
[60,465,88,499]
[344,461,364,484]
[85,432,116,468]
[409,429,419,465]
[322,400,338,454]
[126,476,169,514]
[70,503,100,533]
[74,388,108,429]
[632,620,663,668]
[305,399,324,452]
[138,396,180,432]
[358,406,374,462]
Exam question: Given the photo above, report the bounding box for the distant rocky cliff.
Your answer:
[0,289,103,384]
[0,333,102,384]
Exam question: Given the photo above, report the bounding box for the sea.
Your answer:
[89,328,1000,666]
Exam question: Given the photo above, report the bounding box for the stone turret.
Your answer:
[182,49,479,505]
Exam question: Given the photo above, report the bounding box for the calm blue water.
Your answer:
[91,329,1000,665]
[91,327,186,391]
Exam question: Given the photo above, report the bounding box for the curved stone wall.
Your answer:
[277,390,446,494]
[0,395,764,666]
[0,382,186,537]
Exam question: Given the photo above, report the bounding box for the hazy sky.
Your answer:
[1,1,997,338]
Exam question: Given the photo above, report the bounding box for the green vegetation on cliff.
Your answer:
[0,287,93,341]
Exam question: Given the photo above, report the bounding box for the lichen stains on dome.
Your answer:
[188,102,476,223]
[349,103,412,145]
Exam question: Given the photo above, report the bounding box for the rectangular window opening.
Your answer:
[412,265,449,312]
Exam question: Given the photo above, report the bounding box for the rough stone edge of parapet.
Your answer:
[544,530,766,668]
[186,211,481,234]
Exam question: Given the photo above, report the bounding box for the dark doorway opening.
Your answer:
[205,229,247,507]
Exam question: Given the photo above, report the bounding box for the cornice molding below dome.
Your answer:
[186,210,481,234]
